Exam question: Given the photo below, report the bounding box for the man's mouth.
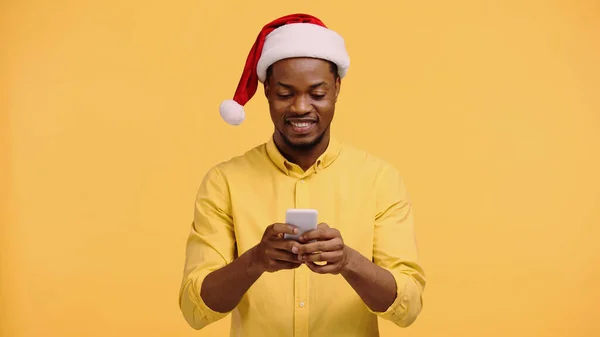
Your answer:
[287,120,316,134]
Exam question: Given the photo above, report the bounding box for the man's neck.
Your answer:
[273,133,330,172]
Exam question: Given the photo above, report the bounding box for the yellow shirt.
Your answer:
[179,137,426,337]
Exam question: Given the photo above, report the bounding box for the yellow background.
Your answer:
[2,1,599,336]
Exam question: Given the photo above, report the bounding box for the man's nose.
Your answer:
[290,95,311,114]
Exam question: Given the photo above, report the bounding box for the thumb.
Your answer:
[317,222,330,229]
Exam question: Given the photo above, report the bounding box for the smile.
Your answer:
[287,120,316,134]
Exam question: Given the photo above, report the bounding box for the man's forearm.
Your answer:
[200,246,263,313]
[341,247,397,312]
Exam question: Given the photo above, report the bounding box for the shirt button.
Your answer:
[299,301,305,308]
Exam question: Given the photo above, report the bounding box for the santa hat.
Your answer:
[219,13,350,125]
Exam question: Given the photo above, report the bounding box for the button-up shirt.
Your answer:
[179,137,426,337]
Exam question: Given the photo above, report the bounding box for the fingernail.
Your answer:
[293,228,299,234]
[292,247,298,254]
[298,255,303,261]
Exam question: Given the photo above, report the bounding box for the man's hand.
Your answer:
[293,223,352,274]
[200,223,301,313]
[252,223,303,274]
[294,223,400,314]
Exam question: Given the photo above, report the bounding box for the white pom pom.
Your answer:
[219,99,246,125]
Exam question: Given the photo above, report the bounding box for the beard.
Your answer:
[277,124,330,151]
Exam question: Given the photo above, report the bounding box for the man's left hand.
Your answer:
[293,223,352,274]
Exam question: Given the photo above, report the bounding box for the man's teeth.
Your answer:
[290,121,312,128]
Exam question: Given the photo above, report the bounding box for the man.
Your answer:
[179,13,426,337]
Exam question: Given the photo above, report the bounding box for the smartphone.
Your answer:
[283,208,318,241]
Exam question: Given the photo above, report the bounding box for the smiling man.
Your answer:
[179,13,426,337]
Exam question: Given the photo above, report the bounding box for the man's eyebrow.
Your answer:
[276,81,327,89]
[276,81,293,88]
[310,82,327,89]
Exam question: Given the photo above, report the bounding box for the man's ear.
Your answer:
[263,81,270,98]
[334,77,341,102]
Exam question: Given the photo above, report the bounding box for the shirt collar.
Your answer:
[265,136,342,176]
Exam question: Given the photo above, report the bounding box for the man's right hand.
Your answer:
[200,223,302,314]
[252,223,303,273]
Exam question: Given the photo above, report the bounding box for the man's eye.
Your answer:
[311,94,326,100]
[277,93,292,98]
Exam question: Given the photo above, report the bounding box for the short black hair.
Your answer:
[265,59,340,83]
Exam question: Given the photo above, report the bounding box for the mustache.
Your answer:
[283,115,318,123]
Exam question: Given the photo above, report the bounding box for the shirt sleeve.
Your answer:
[369,163,427,327]
[178,166,237,330]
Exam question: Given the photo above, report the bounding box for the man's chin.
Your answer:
[275,124,329,151]
[282,134,321,150]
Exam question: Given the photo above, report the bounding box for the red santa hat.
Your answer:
[219,13,350,125]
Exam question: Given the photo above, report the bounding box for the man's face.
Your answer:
[264,57,340,150]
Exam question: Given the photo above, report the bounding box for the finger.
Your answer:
[305,261,341,274]
[301,251,343,263]
[273,261,303,271]
[269,249,302,264]
[298,222,329,240]
[299,225,339,242]
[317,222,330,229]
[269,223,299,237]
[271,239,301,253]
[295,238,344,255]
